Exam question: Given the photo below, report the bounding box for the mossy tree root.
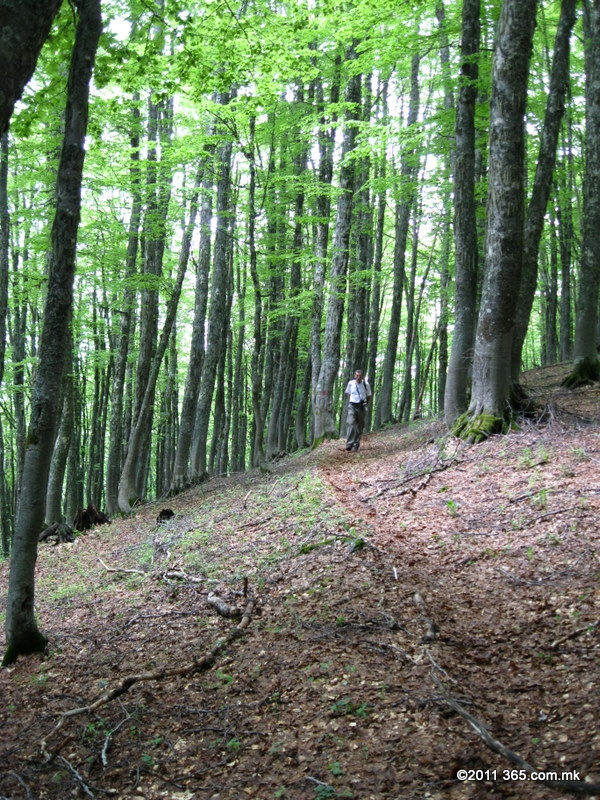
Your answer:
[451,412,507,444]
[561,356,600,390]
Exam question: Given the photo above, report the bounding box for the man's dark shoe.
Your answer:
[345,445,352,451]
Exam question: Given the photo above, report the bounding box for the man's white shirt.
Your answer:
[345,379,371,404]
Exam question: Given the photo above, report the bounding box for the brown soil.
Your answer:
[0,365,599,800]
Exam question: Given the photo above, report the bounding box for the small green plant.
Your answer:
[330,697,371,718]
[526,546,535,561]
[274,788,288,799]
[446,499,459,517]
[519,447,534,467]
[327,762,345,777]
[314,785,336,800]
[140,753,154,768]
[226,737,242,753]
[533,488,548,509]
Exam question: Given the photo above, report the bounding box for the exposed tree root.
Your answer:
[561,356,600,390]
[452,411,507,443]
[432,674,600,796]
[41,596,255,760]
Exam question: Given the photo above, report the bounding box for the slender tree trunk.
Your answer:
[556,159,574,361]
[313,49,361,442]
[379,54,421,425]
[563,0,600,387]
[191,101,234,479]
[511,0,577,381]
[3,0,101,665]
[444,0,480,425]
[105,100,142,516]
[170,154,212,493]
[310,62,340,413]
[118,175,198,512]
[45,349,74,524]
[453,0,538,441]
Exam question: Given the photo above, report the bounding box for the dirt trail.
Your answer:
[0,371,598,799]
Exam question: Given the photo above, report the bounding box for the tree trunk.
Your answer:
[313,49,361,442]
[3,0,101,665]
[169,151,213,493]
[105,100,142,516]
[45,352,74,525]
[379,53,421,425]
[453,0,538,442]
[0,0,63,136]
[310,62,340,417]
[190,101,234,479]
[118,174,198,512]
[444,0,480,425]
[511,0,577,381]
[563,0,600,387]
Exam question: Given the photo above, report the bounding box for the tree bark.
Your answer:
[511,0,577,381]
[313,49,361,442]
[118,173,198,512]
[3,0,101,665]
[563,0,600,387]
[444,0,480,425]
[379,53,421,425]
[190,99,234,479]
[169,148,213,493]
[0,0,63,136]
[105,98,142,516]
[454,0,538,441]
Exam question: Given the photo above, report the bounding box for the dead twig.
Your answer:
[522,504,580,528]
[41,596,255,759]
[549,619,599,651]
[432,674,600,796]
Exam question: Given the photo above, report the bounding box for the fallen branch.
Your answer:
[97,557,145,576]
[207,592,241,619]
[432,674,600,796]
[41,596,255,759]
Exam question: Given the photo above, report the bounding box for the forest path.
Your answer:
[0,372,598,800]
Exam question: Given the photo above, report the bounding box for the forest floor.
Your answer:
[0,363,599,800]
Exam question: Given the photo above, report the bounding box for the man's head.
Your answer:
[354,370,364,383]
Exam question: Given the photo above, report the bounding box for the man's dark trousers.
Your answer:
[346,402,366,450]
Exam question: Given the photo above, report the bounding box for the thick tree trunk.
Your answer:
[563,0,600,387]
[444,0,480,425]
[0,0,63,136]
[454,0,538,442]
[3,0,101,665]
[511,0,577,381]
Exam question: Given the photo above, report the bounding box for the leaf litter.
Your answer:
[0,365,598,800]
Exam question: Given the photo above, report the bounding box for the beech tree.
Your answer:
[452,0,539,441]
[3,0,102,665]
[562,0,600,387]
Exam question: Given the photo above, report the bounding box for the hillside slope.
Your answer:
[0,369,599,800]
